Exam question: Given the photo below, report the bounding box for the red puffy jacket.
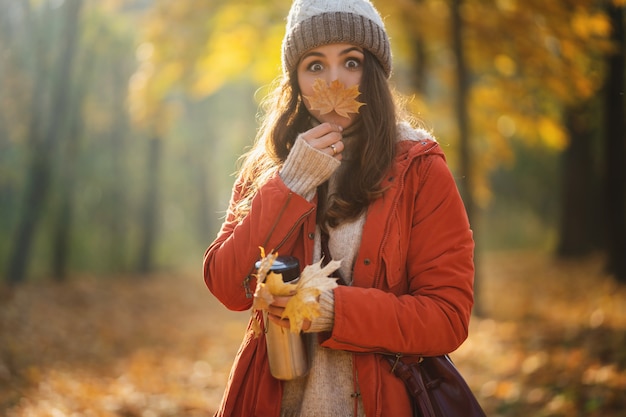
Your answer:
[203,136,475,417]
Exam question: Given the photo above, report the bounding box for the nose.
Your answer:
[326,64,341,84]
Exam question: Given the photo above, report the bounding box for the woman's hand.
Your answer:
[300,122,344,160]
[267,295,312,331]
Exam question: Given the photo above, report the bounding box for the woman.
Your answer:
[203,0,475,416]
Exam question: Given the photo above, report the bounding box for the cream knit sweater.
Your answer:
[279,135,367,417]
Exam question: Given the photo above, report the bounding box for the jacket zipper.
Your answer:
[372,144,437,289]
[273,205,315,253]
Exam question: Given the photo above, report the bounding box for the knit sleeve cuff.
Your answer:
[306,289,335,333]
[279,135,340,201]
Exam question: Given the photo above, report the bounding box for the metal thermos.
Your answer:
[255,256,309,380]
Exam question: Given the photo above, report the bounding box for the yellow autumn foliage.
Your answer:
[252,249,340,334]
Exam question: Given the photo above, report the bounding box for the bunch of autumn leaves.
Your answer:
[252,79,363,335]
[252,248,341,335]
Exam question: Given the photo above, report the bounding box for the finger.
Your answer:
[328,140,344,157]
[308,122,343,137]
[301,123,343,144]
[271,295,294,307]
[267,304,285,318]
[268,313,291,329]
[304,131,343,151]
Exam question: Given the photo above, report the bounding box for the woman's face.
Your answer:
[297,43,364,129]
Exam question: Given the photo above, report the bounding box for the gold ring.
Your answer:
[331,144,337,155]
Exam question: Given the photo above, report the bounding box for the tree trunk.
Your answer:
[51,89,86,281]
[107,94,132,272]
[557,102,601,257]
[604,3,626,282]
[409,0,428,95]
[451,0,472,218]
[51,35,97,281]
[137,136,162,275]
[5,0,83,285]
[451,0,482,315]
[191,100,214,243]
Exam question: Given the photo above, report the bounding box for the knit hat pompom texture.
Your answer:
[282,0,392,77]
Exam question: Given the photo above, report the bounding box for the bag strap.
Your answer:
[386,356,437,417]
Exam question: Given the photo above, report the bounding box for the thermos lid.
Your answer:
[255,255,300,283]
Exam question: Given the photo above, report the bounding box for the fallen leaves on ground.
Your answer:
[455,251,626,417]
[0,272,249,416]
[0,251,625,416]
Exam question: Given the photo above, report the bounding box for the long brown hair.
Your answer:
[234,50,398,226]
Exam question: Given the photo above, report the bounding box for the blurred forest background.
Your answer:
[0,0,625,416]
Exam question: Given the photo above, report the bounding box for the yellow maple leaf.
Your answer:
[251,247,280,336]
[265,272,297,296]
[252,282,273,311]
[255,247,278,284]
[304,79,365,118]
[282,259,341,333]
[298,259,342,293]
[283,287,322,333]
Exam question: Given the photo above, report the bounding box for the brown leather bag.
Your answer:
[386,354,487,417]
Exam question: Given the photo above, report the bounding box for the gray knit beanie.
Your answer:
[281,0,392,78]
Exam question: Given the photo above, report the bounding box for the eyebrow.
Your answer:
[301,46,364,60]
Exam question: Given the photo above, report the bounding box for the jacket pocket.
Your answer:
[381,211,407,291]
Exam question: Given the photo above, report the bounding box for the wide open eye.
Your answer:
[345,58,362,70]
[307,62,324,72]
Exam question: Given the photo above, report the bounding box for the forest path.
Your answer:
[1,251,625,416]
